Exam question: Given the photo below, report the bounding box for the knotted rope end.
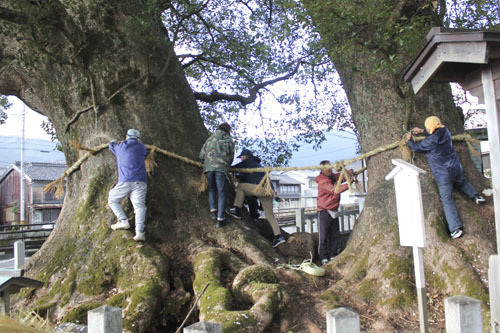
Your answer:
[146,146,158,174]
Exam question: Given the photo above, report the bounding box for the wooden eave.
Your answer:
[404,28,500,94]
[0,276,43,294]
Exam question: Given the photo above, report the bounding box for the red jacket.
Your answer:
[316,172,349,211]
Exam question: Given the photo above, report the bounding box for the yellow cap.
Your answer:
[424,116,445,134]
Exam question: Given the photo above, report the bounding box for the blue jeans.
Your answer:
[437,176,478,233]
[205,171,227,220]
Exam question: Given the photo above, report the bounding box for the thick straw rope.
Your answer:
[44,134,480,199]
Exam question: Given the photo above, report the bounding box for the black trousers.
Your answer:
[317,210,340,260]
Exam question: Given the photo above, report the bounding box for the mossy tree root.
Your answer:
[193,248,288,332]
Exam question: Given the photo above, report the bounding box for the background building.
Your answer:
[0,162,66,225]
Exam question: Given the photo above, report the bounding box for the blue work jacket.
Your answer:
[407,127,463,183]
[109,139,147,183]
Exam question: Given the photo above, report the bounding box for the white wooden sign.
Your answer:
[385,159,427,248]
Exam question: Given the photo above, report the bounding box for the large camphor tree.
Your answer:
[0,1,339,332]
[0,0,498,332]
[303,0,499,330]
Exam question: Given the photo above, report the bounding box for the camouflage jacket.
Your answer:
[199,129,235,174]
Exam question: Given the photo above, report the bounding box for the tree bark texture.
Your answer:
[0,2,290,332]
[304,0,496,330]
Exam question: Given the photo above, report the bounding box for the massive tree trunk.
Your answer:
[304,0,496,331]
[1,1,496,332]
[0,2,294,332]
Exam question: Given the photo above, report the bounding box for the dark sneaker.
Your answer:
[270,235,286,247]
[216,219,229,229]
[474,195,486,205]
[226,207,242,219]
[450,228,463,239]
[210,211,217,220]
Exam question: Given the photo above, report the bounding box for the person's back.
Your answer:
[199,123,235,226]
[316,172,347,212]
[200,128,234,174]
[108,129,148,242]
[417,127,462,183]
[233,155,264,184]
[110,139,147,183]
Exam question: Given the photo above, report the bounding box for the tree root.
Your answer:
[193,248,288,332]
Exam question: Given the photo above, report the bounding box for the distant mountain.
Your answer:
[0,136,65,175]
[289,131,359,167]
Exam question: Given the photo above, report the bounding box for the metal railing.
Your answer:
[277,207,359,234]
[0,223,54,254]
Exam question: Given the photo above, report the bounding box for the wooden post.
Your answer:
[481,66,500,332]
[489,255,500,332]
[414,247,429,333]
[0,291,10,315]
[481,65,500,255]
[386,159,428,333]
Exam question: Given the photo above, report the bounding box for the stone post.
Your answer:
[445,295,482,333]
[295,208,305,232]
[306,217,313,233]
[87,305,122,333]
[184,321,222,333]
[326,307,360,333]
[14,240,25,270]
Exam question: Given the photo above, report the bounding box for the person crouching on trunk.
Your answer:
[316,160,352,265]
[226,149,286,248]
[108,129,148,242]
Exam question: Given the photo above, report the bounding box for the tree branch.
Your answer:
[65,73,149,133]
[193,60,302,105]
[184,55,255,84]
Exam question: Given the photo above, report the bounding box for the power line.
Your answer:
[0,147,59,151]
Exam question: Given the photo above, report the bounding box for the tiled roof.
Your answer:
[14,161,67,181]
[270,173,302,185]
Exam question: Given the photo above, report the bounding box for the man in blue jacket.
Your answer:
[407,116,485,239]
[108,129,148,241]
[226,149,286,247]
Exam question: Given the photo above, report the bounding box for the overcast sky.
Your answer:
[1,96,51,140]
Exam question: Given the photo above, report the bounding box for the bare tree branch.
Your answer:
[184,55,255,84]
[193,60,302,105]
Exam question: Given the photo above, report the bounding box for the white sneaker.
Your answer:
[111,220,130,230]
[133,232,146,241]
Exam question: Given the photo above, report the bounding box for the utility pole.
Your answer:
[20,103,25,225]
